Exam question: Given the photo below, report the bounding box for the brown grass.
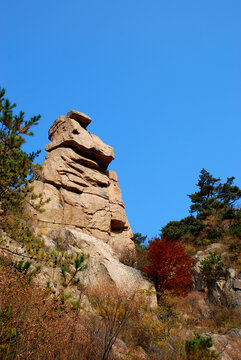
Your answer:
[0,256,97,359]
[175,290,241,335]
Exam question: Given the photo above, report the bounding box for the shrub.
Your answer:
[222,208,236,219]
[120,294,177,358]
[199,252,225,280]
[230,223,241,238]
[133,232,147,269]
[142,236,194,298]
[206,229,222,240]
[88,284,137,360]
[209,304,241,333]
[161,216,205,241]
[228,242,241,269]
[184,332,219,359]
[0,256,88,359]
[0,254,110,360]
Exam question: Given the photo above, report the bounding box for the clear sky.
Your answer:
[1,0,241,239]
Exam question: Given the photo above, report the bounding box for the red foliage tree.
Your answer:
[142,236,194,298]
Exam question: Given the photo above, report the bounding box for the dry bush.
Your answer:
[85,283,137,360]
[1,255,160,360]
[207,304,241,333]
[1,254,201,360]
[0,256,96,359]
[176,291,211,328]
[83,284,178,360]
[118,293,178,359]
[158,328,192,360]
[119,248,136,267]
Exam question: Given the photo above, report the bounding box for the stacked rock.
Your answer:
[31,110,134,261]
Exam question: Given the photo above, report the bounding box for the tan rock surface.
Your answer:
[42,228,156,306]
[209,333,241,360]
[67,109,92,128]
[30,110,135,263]
[108,170,124,204]
[1,229,156,310]
[42,147,109,196]
[31,181,64,225]
[46,115,114,168]
[233,279,241,290]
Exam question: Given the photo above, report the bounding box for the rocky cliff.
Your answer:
[31,110,135,263]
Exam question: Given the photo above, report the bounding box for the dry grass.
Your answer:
[85,283,138,360]
[175,290,241,335]
[0,256,99,360]
[0,265,150,360]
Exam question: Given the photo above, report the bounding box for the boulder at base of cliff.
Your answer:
[43,228,157,307]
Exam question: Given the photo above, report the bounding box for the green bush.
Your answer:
[206,229,222,240]
[185,332,219,359]
[222,209,236,219]
[199,252,224,280]
[161,216,205,241]
[230,223,241,239]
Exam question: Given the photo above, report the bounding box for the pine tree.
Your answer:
[133,232,147,269]
[185,332,219,359]
[0,86,41,222]
[133,232,147,248]
[188,169,221,218]
[217,176,241,210]
[188,169,241,219]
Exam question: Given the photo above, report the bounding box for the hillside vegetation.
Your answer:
[161,168,241,268]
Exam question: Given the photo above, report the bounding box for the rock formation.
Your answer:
[30,110,135,263]
[192,243,241,307]
[43,228,156,307]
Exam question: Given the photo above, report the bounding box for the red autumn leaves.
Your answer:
[142,236,194,297]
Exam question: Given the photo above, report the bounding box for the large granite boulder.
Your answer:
[42,228,156,307]
[0,228,157,309]
[30,110,135,264]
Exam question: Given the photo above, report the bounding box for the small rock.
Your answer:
[206,243,225,252]
[67,110,92,128]
[228,328,241,339]
[235,290,241,306]
[207,333,241,360]
[225,279,234,291]
[227,268,236,279]
[233,279,241,290]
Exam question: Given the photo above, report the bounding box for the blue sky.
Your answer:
[1,0,241,239]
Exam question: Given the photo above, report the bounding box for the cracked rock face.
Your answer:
[31,110,135,263]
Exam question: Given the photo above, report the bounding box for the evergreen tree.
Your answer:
[199,251,224,280]
[188,169,241,219]
[133,233,147,269]
[188,169,221,218]
[133,233,147,248]
[0,86,42,221]
[185,332,219,359]
[217,176,241,209]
